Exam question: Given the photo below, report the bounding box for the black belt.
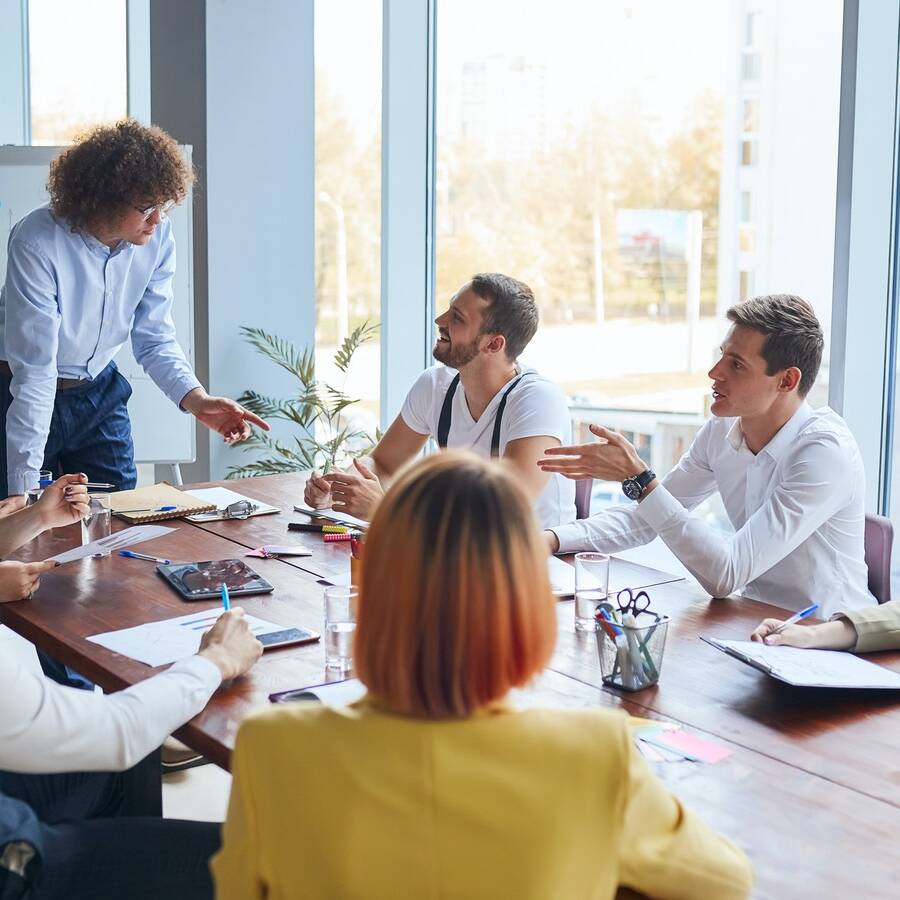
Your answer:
[0,360,89,391]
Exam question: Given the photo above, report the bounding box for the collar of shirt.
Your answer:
[75,223,132,259]
[724,401,814,460]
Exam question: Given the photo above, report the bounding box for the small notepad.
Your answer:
[110,484,215,523]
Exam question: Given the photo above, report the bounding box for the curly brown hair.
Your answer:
[48,119,194,232]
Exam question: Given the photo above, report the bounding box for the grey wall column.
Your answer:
[0,0,29,144]
[380,0,437,426]
[150,0,316,481]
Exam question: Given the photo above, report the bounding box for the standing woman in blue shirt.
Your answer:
[0,119,268,503]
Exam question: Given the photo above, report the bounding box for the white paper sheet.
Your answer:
[547,555,576,596]
[318,571,351,588]
[88,610,293,667]
[293,505,369,529]
[704,638,900,689]
[49,525,176,565]
[185,487,279,521]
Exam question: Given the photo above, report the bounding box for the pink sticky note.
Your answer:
[654,730,734,764]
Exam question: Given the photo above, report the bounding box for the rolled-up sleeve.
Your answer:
[638,434,854,599]
[551,421,718,554]
[4,238,62,494]
[130,225,201,408]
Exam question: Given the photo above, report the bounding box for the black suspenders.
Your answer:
[436,373,527,458]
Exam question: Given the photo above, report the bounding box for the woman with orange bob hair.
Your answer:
[213,451,752,899]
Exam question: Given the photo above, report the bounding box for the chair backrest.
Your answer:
[575,479,592,520]
[864,513,894,604]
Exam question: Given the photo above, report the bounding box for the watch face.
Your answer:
[622,478,642,501]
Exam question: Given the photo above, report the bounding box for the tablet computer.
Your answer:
[157,559,275,601]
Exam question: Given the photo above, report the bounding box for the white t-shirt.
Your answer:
[400,364,577,528]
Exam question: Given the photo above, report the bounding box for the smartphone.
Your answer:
[257,627,320,650]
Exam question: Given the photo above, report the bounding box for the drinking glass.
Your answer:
[81,493,112,555]
[324,586,358,671]
[574,552,610,632]
[25,469,54,506]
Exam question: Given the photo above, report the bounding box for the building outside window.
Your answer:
[437,0,841,518]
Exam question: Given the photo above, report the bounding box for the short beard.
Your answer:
[433,336,480,369]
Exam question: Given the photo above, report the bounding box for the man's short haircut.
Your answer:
[48,118,194,233]
[726,294,824,398]
[469,272,539,361]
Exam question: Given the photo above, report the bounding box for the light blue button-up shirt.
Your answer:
[0,204,201,493]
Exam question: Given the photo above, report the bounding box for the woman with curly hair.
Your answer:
[0,119,268,505]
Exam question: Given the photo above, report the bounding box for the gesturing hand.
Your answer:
[303,471,333,510]
[0,560,58,603]
[182,390,270,444]
[537,424,646,482]
[322,459,383,519]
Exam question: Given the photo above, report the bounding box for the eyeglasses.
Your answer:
[220,500,258,520]
[132,200,176,221]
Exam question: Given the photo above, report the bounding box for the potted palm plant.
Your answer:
[226,322,379,478]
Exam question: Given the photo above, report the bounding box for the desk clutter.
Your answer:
[110,484,216,523]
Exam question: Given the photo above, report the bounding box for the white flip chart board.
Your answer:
[0,145,196,464]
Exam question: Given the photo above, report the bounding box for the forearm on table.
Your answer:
[0,504,50,556]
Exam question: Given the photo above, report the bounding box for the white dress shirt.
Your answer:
[0,205,202,493]
[0,654,220,774]
[551,404,877,618]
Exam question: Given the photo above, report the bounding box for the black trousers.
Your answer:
[0,751,218,900]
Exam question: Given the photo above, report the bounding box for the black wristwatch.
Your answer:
[622,468,656,501]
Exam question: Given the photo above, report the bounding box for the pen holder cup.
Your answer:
[596,615,669,692]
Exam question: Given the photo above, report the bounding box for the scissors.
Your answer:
[616,588,653,618]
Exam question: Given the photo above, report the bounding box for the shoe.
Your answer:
[161,736,208,773]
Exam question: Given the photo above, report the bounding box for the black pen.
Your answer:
[288,522,325,533]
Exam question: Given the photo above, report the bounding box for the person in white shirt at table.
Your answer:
[0,474,263,900]
[304,273,577,529]
[539,294,876,619]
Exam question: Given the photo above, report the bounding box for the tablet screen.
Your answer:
[158,559,274,599]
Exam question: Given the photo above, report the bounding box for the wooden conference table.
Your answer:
[3,473,900,899]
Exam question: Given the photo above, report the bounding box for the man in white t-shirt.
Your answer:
[304,273,577,528]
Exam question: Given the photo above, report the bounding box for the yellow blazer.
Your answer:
[212,698,752,899]
[840,600,900,652]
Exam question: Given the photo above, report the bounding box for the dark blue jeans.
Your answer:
[0,360,137,498]
[0,751,218,900]
[0,361,137,690]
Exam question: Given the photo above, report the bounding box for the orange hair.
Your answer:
[354,450,557,718]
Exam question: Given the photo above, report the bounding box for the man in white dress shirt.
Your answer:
[539,294,876,618]
[0,477,262,899]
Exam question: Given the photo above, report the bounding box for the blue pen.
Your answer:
[116,505,178,513]
[770,603,818,635]
[221,582,231,611]
[118,550,173,565]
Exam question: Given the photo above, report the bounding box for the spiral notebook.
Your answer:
[109,484,216,523]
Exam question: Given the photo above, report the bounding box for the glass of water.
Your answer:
[574,552,610,633]
[25,469,54,506]
[81,493,112,555]
[324,586,358,671]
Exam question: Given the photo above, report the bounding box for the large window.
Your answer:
[28,0,127,145]
[314,0,382,435]
[437,0,841,509]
